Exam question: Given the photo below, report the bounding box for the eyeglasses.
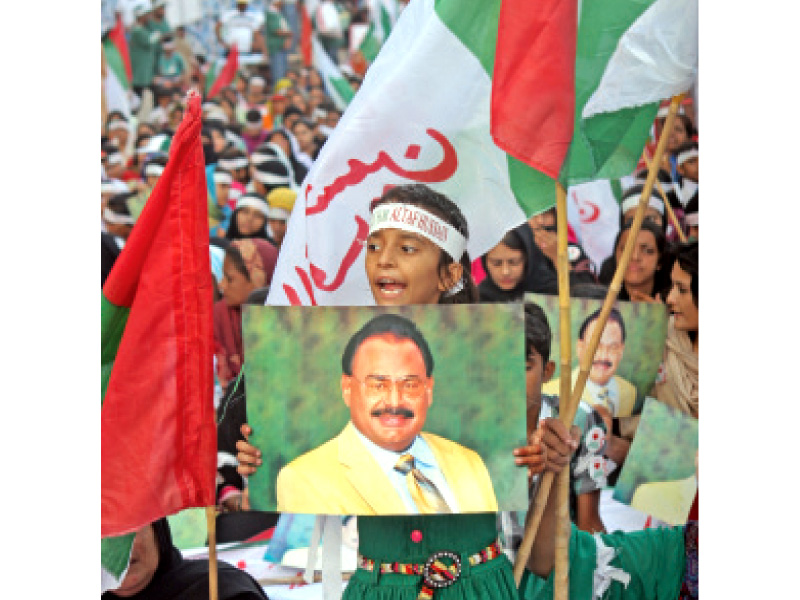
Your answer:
[352,375,428,402]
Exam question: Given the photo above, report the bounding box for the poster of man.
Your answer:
[613,398,699,526]
[533,294,668,417]
[241,304,528,515]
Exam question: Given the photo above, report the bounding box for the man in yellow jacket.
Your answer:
[276,313,498,515]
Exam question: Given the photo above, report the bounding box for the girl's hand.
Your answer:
[513,431,547,479]
[538,418,580,474]
[236,423,263,477]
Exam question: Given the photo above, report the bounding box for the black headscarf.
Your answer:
[479,224,536,302]
[102,519,269,600]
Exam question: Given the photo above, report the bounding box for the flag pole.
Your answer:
[513,94,685,585]
[641,152,687,242]
[553,182,572,600]
[206,506,219,600]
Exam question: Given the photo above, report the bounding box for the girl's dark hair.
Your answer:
[669,240,698,305]
[371,184,478,304]
[225,206,269,241]
[675,114,696,140]
[613,219,671,299]
[224,244,250,279]
[499,228,526,254]
[524,303,552,364]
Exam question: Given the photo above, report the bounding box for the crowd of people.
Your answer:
[101,1,699,599]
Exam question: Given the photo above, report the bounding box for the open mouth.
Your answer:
[375,277,407,297]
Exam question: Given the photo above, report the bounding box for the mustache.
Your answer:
[592,360,613,369]
[371,407,415,418]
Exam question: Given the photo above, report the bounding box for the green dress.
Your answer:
[518,525,685,600]
[344,514,517,600]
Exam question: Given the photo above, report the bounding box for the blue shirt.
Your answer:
[351,423,460,513]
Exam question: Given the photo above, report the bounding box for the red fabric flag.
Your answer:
[207,44,239,99]
[301,4,312,67]
[490,0,577,179]
[101,92,216,538]
[108,12,133,84]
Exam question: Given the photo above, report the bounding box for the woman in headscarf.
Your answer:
[264,129,309,186]
[102,518,268,599]
[214,239,278,389]
[654,241,698,418]
[224,194,273,242]
[213,238,277,514]
[607,220,671,303]
[478,225,537,302]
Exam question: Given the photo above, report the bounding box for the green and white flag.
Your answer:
[312,34,356,111]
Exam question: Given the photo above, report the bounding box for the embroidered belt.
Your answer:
[359,541,503,600]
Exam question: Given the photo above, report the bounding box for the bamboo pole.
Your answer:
[206,506,219,600]
[513,93,686,586]
[641,153,687,243]
[553,182,572,600]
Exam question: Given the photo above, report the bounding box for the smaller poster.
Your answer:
[243,303,528,515]
[613,398,698,525]
[527,293,669,417]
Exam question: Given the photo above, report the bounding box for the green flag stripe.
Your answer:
[560,0,659,185]
[508,155,557,217]
[329,76,355,107]
[102,533,136,579]
[433,0,499,78]
[358,23,382,62]
[103,39,131,90]
[101,294,130,405]
[379,4,393,38]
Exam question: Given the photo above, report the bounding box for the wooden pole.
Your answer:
[641,153,687,243]
[206,506,219,600]
[553,182,572,600]
[512,93,686,586]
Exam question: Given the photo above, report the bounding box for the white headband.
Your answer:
[621,194,664,215]
[108,121,129,131]
[236,196,269,217]
[106,153,123,166]
[218,157,249,170]
[213,171,233,185]
[684,212,699,227]
[103,208,135,226]
[250,152,273,165]
[268,206,290,220]
[676,148,699,166]
[369,203,467,261]
[254,168,290,185]
[145,164,165,177]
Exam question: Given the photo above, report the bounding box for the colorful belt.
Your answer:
[359,541,503,600]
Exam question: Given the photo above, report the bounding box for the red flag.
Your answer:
[108,12,133,84]
[101,92,216,538]
[300,4,312,67]
[208,44,239,99]
[490,0,577,179]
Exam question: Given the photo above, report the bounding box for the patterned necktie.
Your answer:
[596,387,613,414]
[394,454,452,514]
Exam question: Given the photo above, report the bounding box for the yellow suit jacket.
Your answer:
[542,367,637,417]
[630,476,697,525]
[276,422,498,515]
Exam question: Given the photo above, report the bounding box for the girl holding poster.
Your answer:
[237,184,577,599]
